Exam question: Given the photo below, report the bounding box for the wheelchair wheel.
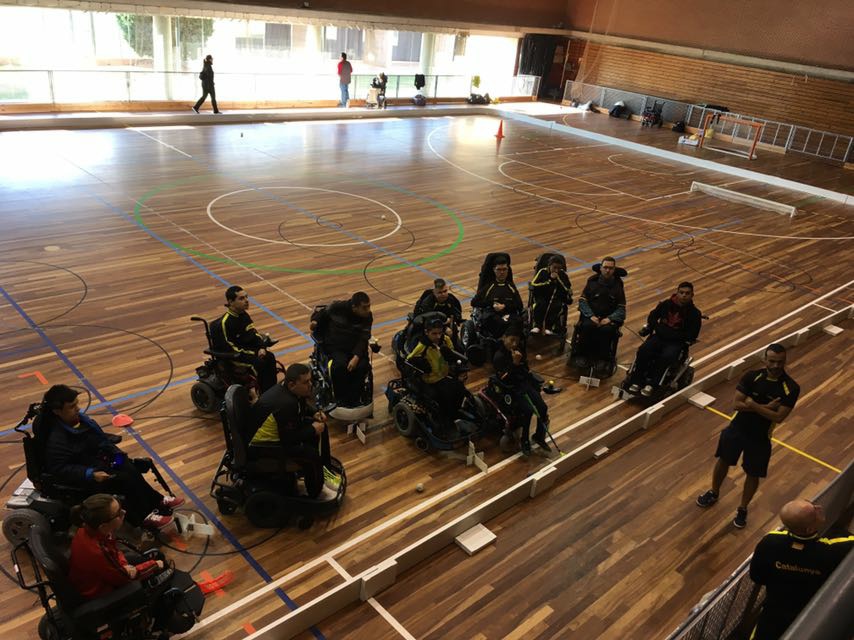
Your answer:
[2,508,48,546]
[393,402,417,438]
[499,433,517,453]
[245,491,288,528]
[38,609,68,640]
[190,381,219,412]
[216,497,239,516]
[678,366,694,389]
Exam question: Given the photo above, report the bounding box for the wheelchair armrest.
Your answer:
[72,581,147,627]
[131,458,154,473]
[204,349,240,360]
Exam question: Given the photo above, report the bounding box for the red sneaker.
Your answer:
[160,495,185,510]
[143,513,174,530]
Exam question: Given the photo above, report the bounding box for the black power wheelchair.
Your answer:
[460,252,527,367]
[308,305,379,424]
[476,371,549,454]
[3,403,177,547]
[386,312,490,452]
[189,316,283,413]
[526,252,570,355]
[566,262,628,380]
[209,385,346,528]
[12,522,203,640]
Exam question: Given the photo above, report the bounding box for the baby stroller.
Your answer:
[641,100,664,128]
[367,74,387,109]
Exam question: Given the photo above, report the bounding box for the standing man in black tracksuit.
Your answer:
[311,292,373,407]
[471,257,524,339]
[529,255,572,335]
[696,343,801,529]
[627,281,702,396]
[749,498,853,639]
[210,285,277,393]
[577,256,626,376]
[192,54,221,114]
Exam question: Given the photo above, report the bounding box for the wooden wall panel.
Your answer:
[575,43,854,135]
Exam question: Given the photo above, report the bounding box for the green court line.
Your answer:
[133,176,464,275]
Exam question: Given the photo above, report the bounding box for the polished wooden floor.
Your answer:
[0,112,851,639]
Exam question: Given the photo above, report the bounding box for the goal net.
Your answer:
[698,114,764,160]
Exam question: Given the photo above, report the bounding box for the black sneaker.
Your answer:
[520,440,532,457]
[191,106,199,114]
[696,490,718,508]
[532,434,551,453]
[733,507,748,529]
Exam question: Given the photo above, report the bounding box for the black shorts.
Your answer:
[715,426,771,478]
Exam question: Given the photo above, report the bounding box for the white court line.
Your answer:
[498,142,609,157]
[326,557,416,639]
[192,276,854,634]
[813,302,837,312]
[129,127,193,158]
[426,124,854,241]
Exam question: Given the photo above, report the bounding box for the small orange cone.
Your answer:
[495,120,505,140]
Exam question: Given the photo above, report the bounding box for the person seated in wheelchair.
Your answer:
[493,322,551,456]
[414,278,463,327]
[576,256,627,376]
[471,255,524,340]
[68,494,167,599]
[41,385,183,530]
[626,281,702,396]
[210,285,277,393]
[249,363,341,499]
[310,291,374,408]
[529,255,572,335]
[404,315,470,432]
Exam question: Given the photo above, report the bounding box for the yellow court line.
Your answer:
[701,405,841,473]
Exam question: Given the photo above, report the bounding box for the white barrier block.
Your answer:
[455,523,496,556]
[727,359,746,380]
[466,441,488,473]
[529,466,557,497]
[359,559,398,601]
[593,446,609,460]
[688,391,716,409]
[823,324,843,336]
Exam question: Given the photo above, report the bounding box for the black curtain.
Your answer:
[519,34,559,97]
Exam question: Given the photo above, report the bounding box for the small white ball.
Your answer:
[415,483,424,493]
[535,354,543,360]
[381,214,387,220]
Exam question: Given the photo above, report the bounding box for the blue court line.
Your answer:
[0,283,319,634]
[86,191,310,343]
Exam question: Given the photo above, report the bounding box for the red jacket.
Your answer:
[68,526,157,599]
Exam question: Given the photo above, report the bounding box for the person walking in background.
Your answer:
[337,52,353,107]
[193,54,221,114]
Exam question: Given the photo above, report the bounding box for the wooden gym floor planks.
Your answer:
[0,115,851,638]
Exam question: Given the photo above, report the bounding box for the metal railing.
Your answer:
[0,69,539,106]
[562,80,853,164]
[666,459,854,640]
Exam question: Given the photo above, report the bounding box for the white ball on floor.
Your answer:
[535,354,542,360]
[381,214,387,220]
[416,483,424,493]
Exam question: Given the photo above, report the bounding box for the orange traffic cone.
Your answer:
[495,120,505,140]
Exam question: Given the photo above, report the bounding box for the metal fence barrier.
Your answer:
[562,80,853,164]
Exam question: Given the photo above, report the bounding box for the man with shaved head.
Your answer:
[749,498,853,639]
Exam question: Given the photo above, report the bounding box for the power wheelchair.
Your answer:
[209,385,346,528]
[12,522,203,639]
[526,252,570,354]
[476,371,548,454]
[3,404,177,547]
[386,312,490,452]
[460,252,527,367]
[308,305,379,424]
[189,316,283,413]
[566,262,628,380]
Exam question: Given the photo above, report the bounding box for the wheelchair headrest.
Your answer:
[477,252,514,291]
[223,385,252,466]
[534,252,566,272]
[412,311,447,333]
[29,523,82,609]
[591,262,628,278]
